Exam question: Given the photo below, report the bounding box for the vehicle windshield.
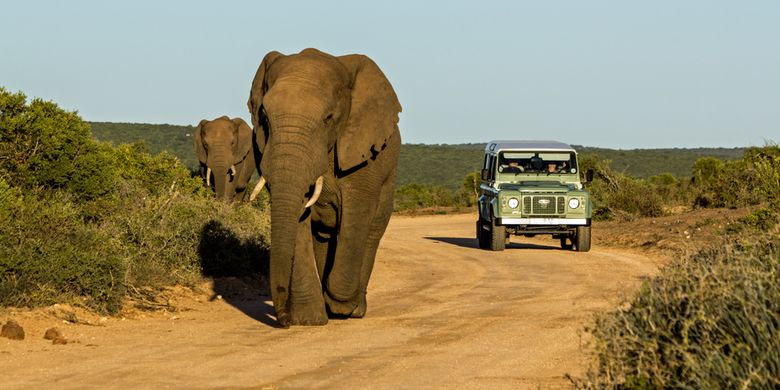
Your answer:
[497,151,578,174]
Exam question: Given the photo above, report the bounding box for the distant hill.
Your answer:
[574,145,744,179]
[397,143,485,188]
[89,122,745,189]
[90,122,198,170]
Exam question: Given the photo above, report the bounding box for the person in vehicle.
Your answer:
[507,161,524,172]
[546,161,568,173]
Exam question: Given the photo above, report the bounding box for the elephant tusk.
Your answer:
[249,176,266,202]
[206,167,212,187]
[304,176,324,208]
[229,164,236,177]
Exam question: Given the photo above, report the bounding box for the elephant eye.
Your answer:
[324,112,334,122]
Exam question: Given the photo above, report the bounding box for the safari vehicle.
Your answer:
[476,140,593,252]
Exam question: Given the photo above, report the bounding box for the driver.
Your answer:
[508,161,524,172]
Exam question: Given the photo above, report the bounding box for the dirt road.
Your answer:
[1,213,659,389]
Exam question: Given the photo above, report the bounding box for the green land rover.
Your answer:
[476,140,593,252]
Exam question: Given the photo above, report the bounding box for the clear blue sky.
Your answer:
[2,1,778,148]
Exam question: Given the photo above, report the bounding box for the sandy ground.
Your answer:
[0,213,662,389]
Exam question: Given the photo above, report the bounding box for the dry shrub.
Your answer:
[579,155,667,221]
[0,179,270,313]
[576,236,780,388]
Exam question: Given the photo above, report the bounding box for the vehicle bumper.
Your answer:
[496,217,591,226]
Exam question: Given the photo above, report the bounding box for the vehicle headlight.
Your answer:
[568,198,580,209]
[508,197,519,209]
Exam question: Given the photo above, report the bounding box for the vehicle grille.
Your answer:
[524,195,566,215]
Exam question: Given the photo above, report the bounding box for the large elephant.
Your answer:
[247,48,401,327]
[194,116,256,203]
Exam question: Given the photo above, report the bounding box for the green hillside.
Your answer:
[397,143,485,188]
[90,122,198,170]
[575,145,744,179]
[89,122,746,188]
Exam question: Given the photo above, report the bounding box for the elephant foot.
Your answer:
[288,300,328,326]
[323,291,359,317]
[289,309,328,326]
[275,312,292,329]
[350,293,367,318]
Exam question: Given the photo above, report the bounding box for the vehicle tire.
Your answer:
[489,220,506,251]
[560,236,573,250]
[575,226,591,252]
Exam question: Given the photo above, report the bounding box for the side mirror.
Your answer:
[481,168,489,181]
[585,169,594,183]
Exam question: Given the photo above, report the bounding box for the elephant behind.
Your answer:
[248,48,401,327]
[194,116,257,203]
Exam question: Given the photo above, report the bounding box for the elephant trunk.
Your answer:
[214,167,231,202]
[267,165,314,327]
[264,118,328,326]
[207,148,235,203]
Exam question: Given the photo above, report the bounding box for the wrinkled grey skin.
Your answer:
[248,48,401,327]
[194,116,255,203]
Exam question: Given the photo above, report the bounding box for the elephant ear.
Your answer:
[232,118,253,164]
[194,119,209,164]
[247,51,283,136]
[336,54,402,171]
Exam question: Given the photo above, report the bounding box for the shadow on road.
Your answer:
[198,220,282,328]
[424,236,478,248]
[208,278,280,328]
[425,236,562,250]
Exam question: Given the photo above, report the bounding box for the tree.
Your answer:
[0,87,115,200]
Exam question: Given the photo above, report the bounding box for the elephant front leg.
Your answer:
[288,217,328,326]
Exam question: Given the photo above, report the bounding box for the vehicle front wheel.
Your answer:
[490,220,506,251]
[575,226,591,252]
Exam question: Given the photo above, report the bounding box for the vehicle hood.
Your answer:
[498,181,579,193]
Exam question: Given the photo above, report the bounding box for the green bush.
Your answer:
[578,239,780,388]
[0,89,100,199]
[0,191,125,312]
[579,154,666,220]
[725,207,778,234]
[456,171,481,207]
[0,87,270,313]
[394,183,456,211]
[110,194,269,294]
[693,144,780,208]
